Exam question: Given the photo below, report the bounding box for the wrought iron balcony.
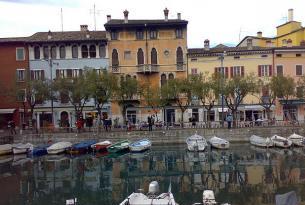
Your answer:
[111,66,120,73]
[137,64,159,73]
[176,63,186,71]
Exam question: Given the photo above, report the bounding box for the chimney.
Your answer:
[177,13,181,20]
[80,25,88,31]
[86,30,90,39]
[247,38,253,50]
[123,10,129,23]
[47,30,52,40]
[287,39,292,47]
[164,8,169,21]
[257,31,262,38]
[288,9,293,22]
[204,39,210,50]
[107,15,111,22]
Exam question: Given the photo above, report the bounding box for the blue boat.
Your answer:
[129,139,152,152]
[68,140,97,154]
[32,144,50,156]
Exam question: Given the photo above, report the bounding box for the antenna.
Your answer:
[61,8,63,32]
[90,4,102,31]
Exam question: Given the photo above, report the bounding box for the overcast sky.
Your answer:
[0,0,304,47]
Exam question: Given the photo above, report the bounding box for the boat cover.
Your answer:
[275,191,298,205]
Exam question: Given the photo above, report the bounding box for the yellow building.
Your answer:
[105,9,188,124]
[237,9,305,48]
[188,40,274,123]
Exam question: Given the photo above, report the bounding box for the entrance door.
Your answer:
[165,109,175,125]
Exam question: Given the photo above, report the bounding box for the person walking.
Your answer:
[148,116,152,131]
[226,112,233,129]
[8,120,16,135]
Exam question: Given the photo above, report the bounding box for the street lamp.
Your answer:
[219,51,226,128]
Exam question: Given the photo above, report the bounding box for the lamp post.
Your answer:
[219,51,226,128]
[47,58,58,127]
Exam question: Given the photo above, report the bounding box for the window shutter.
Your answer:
[230,67,233,78]
[41,70,45,80]
[225,67,228,78]
[241,66,244,77]
[214,67,217,73]
[67,69,72,78]
[79,69,83,76]
[31,71,34,80]
[269,65,272,76]
[258,65,261,77]
[56,70,60,78]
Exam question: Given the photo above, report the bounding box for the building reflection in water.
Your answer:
[0,144,305,205]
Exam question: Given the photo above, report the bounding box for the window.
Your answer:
[50,46,56,59]
[111,31,118,40]
[17,89,26,102]
[99,45,106,58]
[215,67,228,78]
[60,92,69,104]
[16,47,25,61]
[31,70,45,80]
[34,46,40,59]
[56,69,66,78]
[234,56,240,59]
[124,51,131,60]
[81,45,88,58]
[296,65,303,76]
[176,29,183,38]
[230,66,244,77]
[89,45,96,58]
[262,85,269,96]
[168,73,174,80]
[191,58,197,62]
[296,53,302,57]
[258,65,272,77]
[16,69,25,81]
[151,48,158,65]
[112,49,119,67]
[176,47,183,65]
[276,54,282,57]
[261,54,268,58]
[136,31,144,40]
[59,46,66,59]
[150,30,157,39]
[161,74,167,86]
[43,46,49,59]
[72,45,78,58]
[66,69,82,78]
[137,48,144,65]
[276,65,283,76]
[191,68,198,75]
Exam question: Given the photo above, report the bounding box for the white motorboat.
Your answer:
[0,144,12,155]
[288,133,305,147]
[193,190,231,205]
[271,135,292,148]
[119,181,177,205]
[12,143,33,154]
[208,136,230,149]
[186,133,207,151]
[249,135,273,147]
[129,139,152,152]
[47,141,72,154]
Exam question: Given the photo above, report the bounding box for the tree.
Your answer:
[223,74,259,127]
[114,76,139,123]
[140,81,162,119]
[53,72,91,120]
[86,69,117,131]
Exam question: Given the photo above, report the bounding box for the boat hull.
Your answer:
[0,144,12,155]
[47,142,72,155]
[12,143,33,155]
[186,134,207,152]
[271,135,292,148]
[107,140,130,153]
[288,133,305,147]
[250,135,273,147]
[129,139,152,152]
[209,136,230,149]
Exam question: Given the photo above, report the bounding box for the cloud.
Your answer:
[0,0,79,7]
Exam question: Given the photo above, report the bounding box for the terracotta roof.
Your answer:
[105,19,188,29]
[188,46,273,56]
[27,31,107,43]
[0,37,27,43]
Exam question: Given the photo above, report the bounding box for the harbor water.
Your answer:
[1,144,305,205]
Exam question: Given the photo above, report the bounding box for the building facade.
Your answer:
[105,9,188,124]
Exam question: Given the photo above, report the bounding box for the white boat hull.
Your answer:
[12,143,33,155]
[250,135,273,147]
[47,142,72,154]
[209,136,230,149]
[120,192,176,205]
[271,135,292,148]
[186,134,207,152]
[129,139,152,152]
[288,133,305,147]
[0,144,12,155]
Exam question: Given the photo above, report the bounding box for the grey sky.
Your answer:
[0,0,304,48]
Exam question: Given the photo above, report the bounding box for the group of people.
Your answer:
[147,115,156,131]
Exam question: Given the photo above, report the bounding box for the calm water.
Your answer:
[1,144,305,205]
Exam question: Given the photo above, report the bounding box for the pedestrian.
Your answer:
[148,116,152,131]
[191,116,196,128]
[8,120,16,135]
[226,112,233,129]
[66,120,70,133]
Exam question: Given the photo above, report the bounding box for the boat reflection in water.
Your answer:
[0,144,305,205]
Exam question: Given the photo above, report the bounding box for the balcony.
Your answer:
[137,64,159,74]
[111,66,120,73]
[176,64,186,71]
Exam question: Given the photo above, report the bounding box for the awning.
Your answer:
[244,105,264,111]
[217,108,228,112]
[0,109,16,114]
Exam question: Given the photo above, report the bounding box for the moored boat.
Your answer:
[47,141,72,154]
[68,140,97,154]
[288,133,305,147]
[0,144,12,155]
[12,143,33,154]
[250,135,273,147]
[186,133,207,151]
[129,139,152,152]
[91,140,112,152]
[271,135,292,148]
[119,181,177,205]
[107,140,130,153]
[208,136,229,149]
[32,144,50,156]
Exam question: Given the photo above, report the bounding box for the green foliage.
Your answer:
[270,75,295,101]
[140,81,162,112]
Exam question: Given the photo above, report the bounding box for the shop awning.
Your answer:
[279,99,305,105]
[0,109,16,114]
[217,108,228,112]
[244,105,264,111]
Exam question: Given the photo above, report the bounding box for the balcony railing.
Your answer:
[176,64,186,71]
[111,66,120,73]
[137,64,159,73]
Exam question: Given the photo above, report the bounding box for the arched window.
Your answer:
[176,47,183,65]
[168,73,174,80]
[112,49,119,67]
[34,46,40,59]
[151,48,157,65]
[81,45,88,58]
[89,45,96,58]
[99,45,106,58]
[43,46,49,59]
[137,48,144,65]
[161,74,167,86]
[51,46,56,59]
[59,45,66,59]
[72,45,78,58]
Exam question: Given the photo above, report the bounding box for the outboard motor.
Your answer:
[148,181,159,195]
